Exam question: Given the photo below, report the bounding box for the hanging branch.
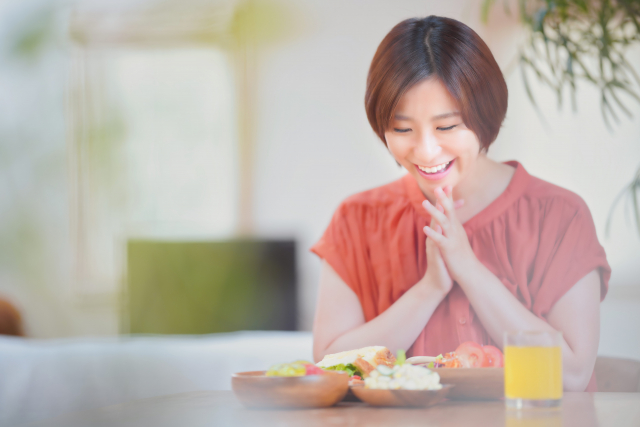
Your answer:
[483,0,640,238]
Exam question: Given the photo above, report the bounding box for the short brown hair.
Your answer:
[365,16,508,151]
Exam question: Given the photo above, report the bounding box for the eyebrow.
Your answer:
[432,111,461,120]
[393,111,461,121]
[393,113,412,120]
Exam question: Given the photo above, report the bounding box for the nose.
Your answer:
[416,131,442,162]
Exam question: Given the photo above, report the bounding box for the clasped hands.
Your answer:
[421,186,478,292]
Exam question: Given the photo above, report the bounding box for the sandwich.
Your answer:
[316,346,396,377]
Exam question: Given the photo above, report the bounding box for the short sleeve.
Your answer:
[310,201,372,304]
[530,199,611,318]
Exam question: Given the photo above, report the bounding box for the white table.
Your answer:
[23,391,640,427]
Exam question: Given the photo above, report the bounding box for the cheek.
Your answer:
[451,131,481,159]
[385,136,407,160]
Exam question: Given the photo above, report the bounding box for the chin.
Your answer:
[421,172,459,189]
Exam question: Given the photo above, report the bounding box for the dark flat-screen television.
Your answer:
[126,239,297,334]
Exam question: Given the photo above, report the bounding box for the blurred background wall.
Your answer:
[0,0,639,358]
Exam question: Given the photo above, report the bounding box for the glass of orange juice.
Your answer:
[504,331,562,409]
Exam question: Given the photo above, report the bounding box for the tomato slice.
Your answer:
[481,345,504,367]
[303,364,325,375]
[454,341,486,368]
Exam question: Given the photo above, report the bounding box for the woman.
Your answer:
[311,16,610,392]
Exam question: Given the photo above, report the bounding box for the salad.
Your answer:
[363,349,443,390]
[425,342,504,368]
[266,361,325,377]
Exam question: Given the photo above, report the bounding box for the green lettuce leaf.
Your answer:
[322,363,363,377]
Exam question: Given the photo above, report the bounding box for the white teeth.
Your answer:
[419,161,451,174]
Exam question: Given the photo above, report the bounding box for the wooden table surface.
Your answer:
[26,391,640,427]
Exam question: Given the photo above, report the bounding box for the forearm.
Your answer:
[316,281,446,361]
[454,260,594,391]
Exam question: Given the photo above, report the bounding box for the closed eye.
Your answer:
[437,125,458,131]
[393,128,411,133]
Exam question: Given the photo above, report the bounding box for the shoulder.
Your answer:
[522,174,591,219]
[317,176,414,248]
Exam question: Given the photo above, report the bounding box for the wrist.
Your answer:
[415,275,449,302]
[450,255,484,285]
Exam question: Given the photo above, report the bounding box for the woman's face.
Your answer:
[384,77,481,199]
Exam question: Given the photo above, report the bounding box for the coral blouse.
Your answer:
[311,161,611,391]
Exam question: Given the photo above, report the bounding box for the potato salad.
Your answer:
[364,364,442,390]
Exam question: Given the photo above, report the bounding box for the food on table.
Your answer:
[424,342,505,368]
[455,341,487,368]
[481,345,504,368]
[348,375,364,387]
[266,360,325,377]
[316,346,396,378]
[365,363,443,390]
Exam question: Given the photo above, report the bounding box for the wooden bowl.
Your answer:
[350,384,453,407]
[431,368,504,400]
[232,371,349,408]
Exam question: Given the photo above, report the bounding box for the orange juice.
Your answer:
[504,346,562,400]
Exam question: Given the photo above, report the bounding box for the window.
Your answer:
[68,38,238,297]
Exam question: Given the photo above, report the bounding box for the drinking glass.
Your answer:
[504,331,562,409]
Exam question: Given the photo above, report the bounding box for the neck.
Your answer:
[452,154,492,203]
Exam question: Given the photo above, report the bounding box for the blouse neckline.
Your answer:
[403,160,531,234]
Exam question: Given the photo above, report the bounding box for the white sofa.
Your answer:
[0,331,313,427]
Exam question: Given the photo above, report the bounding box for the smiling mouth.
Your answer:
[417,160,453,174]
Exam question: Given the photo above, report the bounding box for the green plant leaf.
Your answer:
[632,174,640,235]
[533,7,547,32]
[481,0,497,24]
[511,0,640,129]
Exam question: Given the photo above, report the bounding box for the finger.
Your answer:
[436,203,445,214]
[423,226,445,244]
[429,216,442,233]
[434,187,455,217]
[444,186,464,209]
[435,186,454,209]
[422,199,448,224]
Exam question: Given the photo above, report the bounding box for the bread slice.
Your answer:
[316,346,396,375]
